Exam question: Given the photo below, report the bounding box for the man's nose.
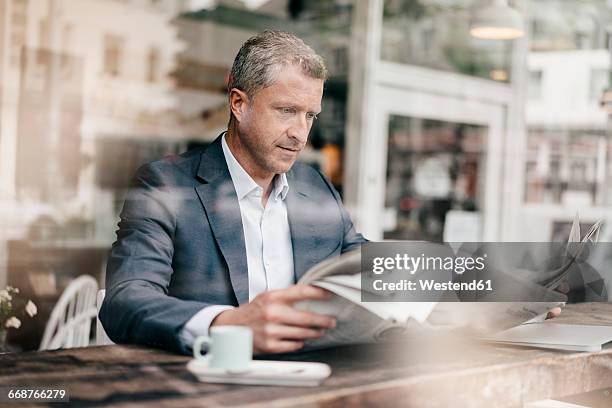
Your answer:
[288,115,310,144]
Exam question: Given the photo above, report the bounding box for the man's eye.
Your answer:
[307,113,318,121]
[281,107,295,114]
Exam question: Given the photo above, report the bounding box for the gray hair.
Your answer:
[228,30,328,99]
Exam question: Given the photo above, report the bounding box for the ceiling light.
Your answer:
[489,69,508,81]
[470,0,525,40]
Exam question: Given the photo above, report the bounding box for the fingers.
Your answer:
[264,285,332,304]
[264,303,336,329]
[263,323,324,340]
[255,323,323,353]
[249,285,337,354]
[255,339,304,354]
[556,281,570,294]
[546,307,562,319]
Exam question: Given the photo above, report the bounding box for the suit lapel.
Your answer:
[285,173,316,282]
[286,169,346,281]
[194,137,249,305]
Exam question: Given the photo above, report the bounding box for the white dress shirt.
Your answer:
[180,134,295,346]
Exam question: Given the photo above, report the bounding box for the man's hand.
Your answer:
[546,279,570,319]
[546,307,562,319]
[211,285,336,354]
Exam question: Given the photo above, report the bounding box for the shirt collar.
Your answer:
[221,133,289,201]
[273,171,289,201]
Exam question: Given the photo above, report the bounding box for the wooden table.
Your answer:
[1,303,612,407]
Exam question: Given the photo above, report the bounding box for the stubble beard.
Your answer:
[240,130,293,176]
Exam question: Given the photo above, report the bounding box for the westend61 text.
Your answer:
[372,279,493,292]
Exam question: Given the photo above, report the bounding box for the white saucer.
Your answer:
[187,359,331,387]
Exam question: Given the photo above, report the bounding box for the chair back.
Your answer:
[39,275,99,350]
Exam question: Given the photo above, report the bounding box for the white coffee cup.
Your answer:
[193,326,253,371]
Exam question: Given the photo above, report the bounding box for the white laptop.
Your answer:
[484,323,612,352]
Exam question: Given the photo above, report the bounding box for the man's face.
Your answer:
[231,64,324,176]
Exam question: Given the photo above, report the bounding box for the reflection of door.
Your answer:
[349,64,511,241]
[384,117,486,242]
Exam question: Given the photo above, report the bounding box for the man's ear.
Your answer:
[229,88,249,122]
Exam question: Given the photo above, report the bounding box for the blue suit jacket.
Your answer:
[99,135,366,354]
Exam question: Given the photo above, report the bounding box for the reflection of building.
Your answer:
[0,0,186,229]
[15,49,84,203]
[527,51,609,128]
[517,0,612,240]
[527,0,610,52]
[0,0,189,289]
[523,50,611,240]
[0,0,202,347]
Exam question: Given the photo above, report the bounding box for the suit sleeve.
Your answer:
[315,170,368,252]
[99,163,209,355]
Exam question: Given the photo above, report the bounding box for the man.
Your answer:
[100,30,366,355]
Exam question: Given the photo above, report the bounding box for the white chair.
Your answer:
[39,275,99,350]
[96,289,114,345]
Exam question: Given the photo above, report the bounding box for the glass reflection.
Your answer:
[384,115,486,242]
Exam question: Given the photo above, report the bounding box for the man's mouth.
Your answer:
[278,146,300,153]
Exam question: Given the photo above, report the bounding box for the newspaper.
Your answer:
[295,215,601,348]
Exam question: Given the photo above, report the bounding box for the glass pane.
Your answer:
[384,115,487,242]
[0,0,358,351]
[381,0,512,82]
[524,0,611,207]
